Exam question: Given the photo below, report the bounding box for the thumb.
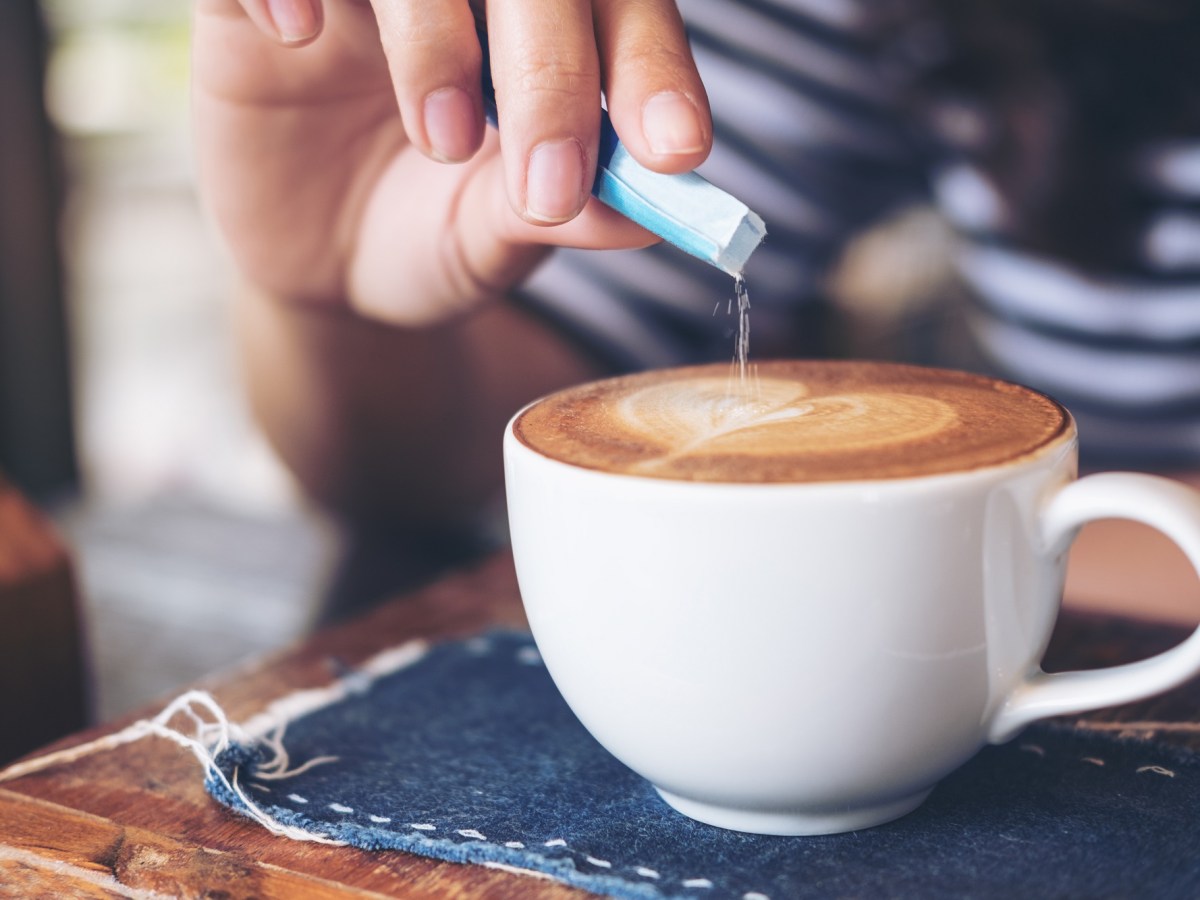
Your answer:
[345,136,659,326]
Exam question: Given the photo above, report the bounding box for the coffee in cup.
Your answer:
[512,360,1069,483]
[505,361,1200,835]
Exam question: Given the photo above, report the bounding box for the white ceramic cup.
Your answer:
[503,372,1200,836]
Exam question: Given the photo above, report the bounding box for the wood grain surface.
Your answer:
[3,547,1199,897]
[2,553,590,898]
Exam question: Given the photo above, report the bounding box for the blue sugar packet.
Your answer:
[592,126,767,278]
[207,631,1200,900]
[479,39,766,277]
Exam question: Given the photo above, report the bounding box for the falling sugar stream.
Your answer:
[714,275,758,399]
[733,275,751,383]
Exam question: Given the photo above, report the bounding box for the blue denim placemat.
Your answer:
[207,631,1200,899]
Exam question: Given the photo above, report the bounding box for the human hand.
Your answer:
[192,0,711,325]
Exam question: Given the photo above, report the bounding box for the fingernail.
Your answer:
[267,0,319,44]
[642,91,706,156]
[525,139,586,223]
[424,88,478,162]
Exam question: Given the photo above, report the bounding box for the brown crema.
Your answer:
[512,360,1072,483]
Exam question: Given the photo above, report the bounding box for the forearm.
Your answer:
[235,285,605,529]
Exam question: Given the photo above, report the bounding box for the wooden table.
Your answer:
[0,476,86,763]
[3,552,1199,898]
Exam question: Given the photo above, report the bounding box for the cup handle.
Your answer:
[989,472,1200,743]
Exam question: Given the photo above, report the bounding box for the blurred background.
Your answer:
[5,0,330,721]
[11,0,1192,733]
[0,0,963,724]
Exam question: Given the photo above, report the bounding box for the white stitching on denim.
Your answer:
[465,637,491,655]
[289,642,1194,898]
[88,644,1200,900]
[1075,720,1200,733]
[1137,765,1177,777]
[1015,743,1185,778]
[516,646,543,665]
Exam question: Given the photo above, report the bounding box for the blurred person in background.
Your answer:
[0,0,75,502]
[191,0,1200,615]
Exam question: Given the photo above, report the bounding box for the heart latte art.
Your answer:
[616,377,958,473]
[513,361,1070,483]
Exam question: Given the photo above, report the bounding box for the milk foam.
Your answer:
[513,361,1070,483]
[617,377,957,470]
[618,378,811,449]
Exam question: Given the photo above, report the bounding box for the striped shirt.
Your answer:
[517,0,1200,467]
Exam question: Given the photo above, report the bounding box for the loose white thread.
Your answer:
[0,643,435,840]
[0,691,346,846]
[0,691,227,783]
[229,766,345,845]
[1081,757,1105,767]
[254,720,339,780]
[0,643,774,899]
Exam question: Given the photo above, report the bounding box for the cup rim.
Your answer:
[505,360,1077,490]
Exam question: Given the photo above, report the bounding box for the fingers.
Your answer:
[485,0,709,223]
[370,0,486,163]
[224,0,708,219]
[487,0,602,225]
[596,0,711,174]
[346,134,660,325]
[219,0,325,45]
